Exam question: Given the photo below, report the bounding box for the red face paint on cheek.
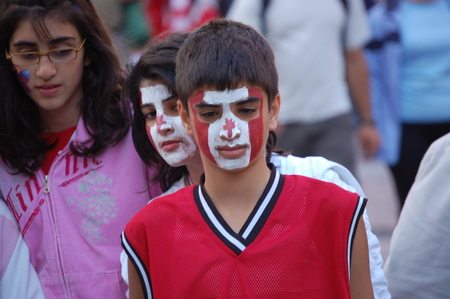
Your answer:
[190,91,217,165]
[248,88,265,162]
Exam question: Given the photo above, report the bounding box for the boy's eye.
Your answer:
[239,107,257,115]
[200,111,219,118]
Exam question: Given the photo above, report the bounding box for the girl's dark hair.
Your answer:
[124,32,191,191]
[0,0,130,175]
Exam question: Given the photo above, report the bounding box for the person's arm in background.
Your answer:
[345,0,380,159]
[346,48,380,158]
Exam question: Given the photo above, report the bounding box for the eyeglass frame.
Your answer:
[5,38,86,66]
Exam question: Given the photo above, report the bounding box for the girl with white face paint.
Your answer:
[140,80,197,167]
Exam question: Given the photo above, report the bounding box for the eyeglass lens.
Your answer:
[11,48,78,66]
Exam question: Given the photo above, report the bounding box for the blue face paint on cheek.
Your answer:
[16,68,31,94]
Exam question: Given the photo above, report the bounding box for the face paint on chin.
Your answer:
[140,84,197,167]
[190,87,265,171]
[149,115,197,167]
[16,67,31,94]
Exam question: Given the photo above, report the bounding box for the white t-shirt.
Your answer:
[227,0,371,123]
[0,200,44,299]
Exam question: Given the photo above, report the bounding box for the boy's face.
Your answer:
[140,80,197,167]
[180,86,279,171]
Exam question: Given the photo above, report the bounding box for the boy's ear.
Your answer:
[269,94,281,131]
[178,101,193,135]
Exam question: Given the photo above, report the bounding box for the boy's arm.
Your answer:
[128,258,145,299]
[350,217,375,299]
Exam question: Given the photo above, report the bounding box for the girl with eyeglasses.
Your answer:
[0,0,162,298]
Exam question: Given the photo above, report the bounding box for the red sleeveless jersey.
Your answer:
[122,168,366,298]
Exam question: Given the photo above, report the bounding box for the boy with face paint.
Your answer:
[122,20,375,299]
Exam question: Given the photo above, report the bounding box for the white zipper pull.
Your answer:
[44,175,50,193]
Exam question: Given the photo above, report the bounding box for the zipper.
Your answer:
[43,174,50,193]
[42,161,69,297]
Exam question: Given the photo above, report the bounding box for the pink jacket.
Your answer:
[0,117,162,299]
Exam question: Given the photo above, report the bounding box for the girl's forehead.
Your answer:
[140,84,172,105]
[11,17,80,46]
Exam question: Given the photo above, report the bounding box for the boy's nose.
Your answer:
[220,118,240,140]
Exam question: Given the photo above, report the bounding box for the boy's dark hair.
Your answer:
[0,0,128,175]
[176,18,280,159]
[125,32,191,191]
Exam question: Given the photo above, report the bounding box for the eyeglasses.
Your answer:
[5,38,86,66]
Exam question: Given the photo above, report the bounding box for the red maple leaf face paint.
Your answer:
[140,84,196,167]
[190,87,264,170]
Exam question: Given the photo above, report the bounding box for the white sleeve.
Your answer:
[120,249,130,299]
[0,201,45,299]
[346,0,372,49]
[384,133,450,299]
[271,154,391,299]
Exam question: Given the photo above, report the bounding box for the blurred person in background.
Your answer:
[227,0,380,177]
[146,0,219,36]
[384,132,450,298]
[92,0,151,64]
[365,0,450,210]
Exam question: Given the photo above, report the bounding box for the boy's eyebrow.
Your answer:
[12,37,77,48]
[235,97,261,106]
[194,102,221,108]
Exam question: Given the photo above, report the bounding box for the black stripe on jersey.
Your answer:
[194,165,284,255]
[195,184,247,255]
[239,167,285,244]
[121,232,153,299]
[347,196,368,275]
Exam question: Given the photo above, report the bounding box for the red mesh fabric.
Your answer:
[124,175,362,298]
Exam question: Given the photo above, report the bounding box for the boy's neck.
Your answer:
[185,153,204,185]
[202,156,271,233]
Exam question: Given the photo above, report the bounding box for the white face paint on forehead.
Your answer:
[140,84,197,167]
[140,84,172,106]
[203,86,249,105]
